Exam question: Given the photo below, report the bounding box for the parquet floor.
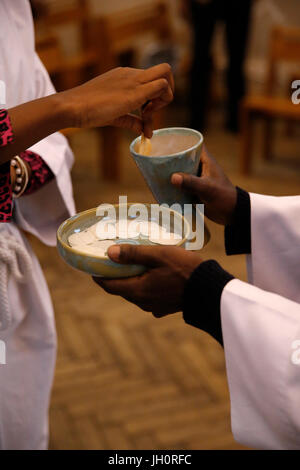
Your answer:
[29,111,300,450]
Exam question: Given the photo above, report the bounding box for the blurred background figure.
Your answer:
[183,0,253,133]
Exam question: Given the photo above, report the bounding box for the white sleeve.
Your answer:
[247,193,300,303]
[14,54,75,246]
[221,279,300,449]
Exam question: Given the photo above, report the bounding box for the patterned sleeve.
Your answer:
[0,109,14,222]
[0,162,13,223]
[20,150,54,195]
[0,109,14,147]
[0,109,54,223]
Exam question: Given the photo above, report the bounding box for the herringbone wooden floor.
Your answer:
[30,112,300,450]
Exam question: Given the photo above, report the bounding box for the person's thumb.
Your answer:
[171,173,212,200]
[107,244,162,267]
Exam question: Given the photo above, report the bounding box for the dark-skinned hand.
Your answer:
[94,243,203,317]
[171,146,237,225]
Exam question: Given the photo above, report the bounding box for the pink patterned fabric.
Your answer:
[0,109,54,223]
[0,109,14,147]
[21,150,54,195]
[0,162,13,223]
[0,109,14,222]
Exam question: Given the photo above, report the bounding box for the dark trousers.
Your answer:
[189,0,252,131]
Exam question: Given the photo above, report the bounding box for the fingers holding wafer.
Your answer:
[139,133,152,155]
[141,63,175,93]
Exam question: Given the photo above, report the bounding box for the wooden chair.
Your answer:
[34,0,113,178]
[34,0,100,90]
[35,1,173,181]
[240,26,300,175]
[86,1,173,180]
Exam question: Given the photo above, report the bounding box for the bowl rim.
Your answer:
[57,202,191,260]
[130,127,203,159]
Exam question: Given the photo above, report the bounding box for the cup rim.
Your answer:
[130,127,203,159]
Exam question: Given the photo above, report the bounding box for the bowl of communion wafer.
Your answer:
[57,203,191,278]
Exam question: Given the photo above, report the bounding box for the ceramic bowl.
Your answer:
[57,203,191,278]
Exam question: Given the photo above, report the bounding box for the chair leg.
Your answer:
[100,127,120,181]
[239,105,254,175]
[263,118,272,161]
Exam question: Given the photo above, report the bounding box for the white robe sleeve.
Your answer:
[221,279,300,449]
[247,193,300,303]
[221,194,300,449]
[14,54,75,246]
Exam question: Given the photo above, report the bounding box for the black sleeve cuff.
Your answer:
[183,260,234,346]
[225,186,251,255]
